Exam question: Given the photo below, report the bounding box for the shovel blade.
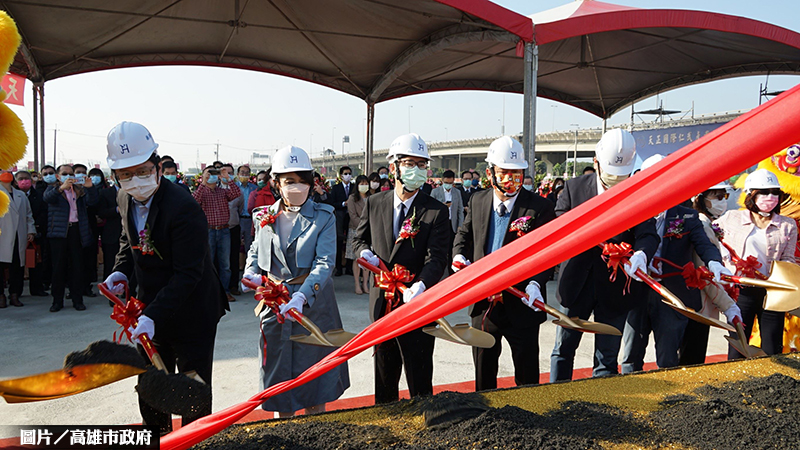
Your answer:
[423,320,496,348]
[724,335,768,359]
[763,261,800,312]
[0,364,145,403]
[290,333,337,347]
[660,299,735,331]
[552,318,622,336]
[321,328,357,347]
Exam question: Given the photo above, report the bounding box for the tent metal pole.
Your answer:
[32,84,39,171]
[365,103,375,173]
[522,42,537,172]
[39,83,46,166]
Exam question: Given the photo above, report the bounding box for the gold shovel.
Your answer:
[357,258,496,349]
[724,317,767,359]
[758,260,800,313]
[0,364,145,404]
[242,278,356,347]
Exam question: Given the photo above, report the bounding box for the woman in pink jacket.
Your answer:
[714,169,797,358]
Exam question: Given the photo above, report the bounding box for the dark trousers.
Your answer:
[83,232,99,291]
[374,327,435,404]
[137,327,217,434]
[228,225,241,292]
[472,312,539,391]
[335,211,348,270]
[28,238,45,294]
[729,287,784,358]
[679,320,710,366]
[41,237,52,287]
[50,225,84,306]
[0,236,24,296]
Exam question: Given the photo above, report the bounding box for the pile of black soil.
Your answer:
[63,340,146,370]
[650,373,800,450]
[137,367,212,417]
[406,391,491,429]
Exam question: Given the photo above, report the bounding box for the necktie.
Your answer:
[499,202,507,217]
[345,184,349,197]
[395,203,406,239]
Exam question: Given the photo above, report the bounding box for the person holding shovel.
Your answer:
[101,121,230,435]
[242,145,350,418]
[452,136,556,391]
[353,133,450,404]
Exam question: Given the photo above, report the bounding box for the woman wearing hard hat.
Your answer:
[714,168,798,358]
[242,145,349,418]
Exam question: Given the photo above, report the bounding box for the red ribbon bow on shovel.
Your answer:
[252,279,292,323]
[601,242,635,293]
[372,262,414,314]
[105,283,146,344]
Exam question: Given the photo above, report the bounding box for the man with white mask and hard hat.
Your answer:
[621,154,735,374]
[549,129,659,381]
[353,133,450,404]
[101,121,229,434]
[452,136,556,391]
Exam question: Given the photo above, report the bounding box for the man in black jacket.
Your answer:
[330,166,354,276]
[101,121,229,434]
[549,129,659,382]
[354,133,450,404]
[453,136,556,391]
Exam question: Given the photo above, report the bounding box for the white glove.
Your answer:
[129,315,155,345]
[522,281,543,312]
[403,281,426,304]
[708,261,732,283]
[451,254,471,272]
[360,249,380,268]
[279,292,306,322]
[241,272,262,293]
[103,271,128,295]
[723,303,742,324]
[648,259,662,277]
[624,250,647,282]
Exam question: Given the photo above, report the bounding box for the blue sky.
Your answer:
[8,0,800,171]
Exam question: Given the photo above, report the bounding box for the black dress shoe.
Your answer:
[334,268,343,277]
[345,268,354,276]
[73,303,86,311]
[84,290,97,298]
[50,303,63,312]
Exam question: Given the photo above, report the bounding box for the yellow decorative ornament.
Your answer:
[0,10,28,223]
[735,146,800,353]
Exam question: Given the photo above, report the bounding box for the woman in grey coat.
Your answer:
[243,145,349,418]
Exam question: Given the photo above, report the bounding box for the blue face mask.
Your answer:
[399,166,427,191]
[379,173,389,180]
[90,176,102,186]
[207,175,219,184]
[164,175,177,183]
[43,174,57,184]
[442,183,453,191]
[471,179,479,187]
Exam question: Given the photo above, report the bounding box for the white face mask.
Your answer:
[280,183,310,211]
[706,198,728,218]
[370,181,380,190]
[342,174,352,183]
[358,184,370,193]
[119,173,159,202]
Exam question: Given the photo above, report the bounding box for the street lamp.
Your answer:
[570,123,580,177]
[408,105,413,133]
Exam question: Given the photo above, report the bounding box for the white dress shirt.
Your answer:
[133,196,154,234]
[491,190,519,216]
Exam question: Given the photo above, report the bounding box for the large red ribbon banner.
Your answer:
[161,84,800,449]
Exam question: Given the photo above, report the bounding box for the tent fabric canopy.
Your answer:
[7,0,800,117]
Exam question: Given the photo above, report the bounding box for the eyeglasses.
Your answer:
[706,192,730,200]
[397,159,428,169]
[754,188,781,196]
[117,166,155,182]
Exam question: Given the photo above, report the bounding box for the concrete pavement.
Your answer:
[0,274,730,437]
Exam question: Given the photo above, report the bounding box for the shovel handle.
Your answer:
[97,281,167,373]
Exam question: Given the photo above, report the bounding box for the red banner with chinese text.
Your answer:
[2,73,24,106]
[161,83,800,450]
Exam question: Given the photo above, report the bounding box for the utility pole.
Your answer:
[501,95,505,135]
[53,125,57,166]
[571,124,579,177]
[215,141,220,161]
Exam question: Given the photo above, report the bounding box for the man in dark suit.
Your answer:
[453,136,556,391]
[459,170,480,208]
[101,121,229,434]
[550,129,659,381]
[621,155,735,373]
[330,166,354,276]
[354,133,450,404]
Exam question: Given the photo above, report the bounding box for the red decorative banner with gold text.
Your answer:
[162,83,800,450]
[2,73,24,106]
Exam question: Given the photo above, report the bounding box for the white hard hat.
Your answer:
[595,129,636,176]
[485,136,528,170]
[272,146,313,174]
[706,181,732,190]
[387,133,429,163]
[744,168,781,192]
[640,154,665,172]
[106,121,159,170]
